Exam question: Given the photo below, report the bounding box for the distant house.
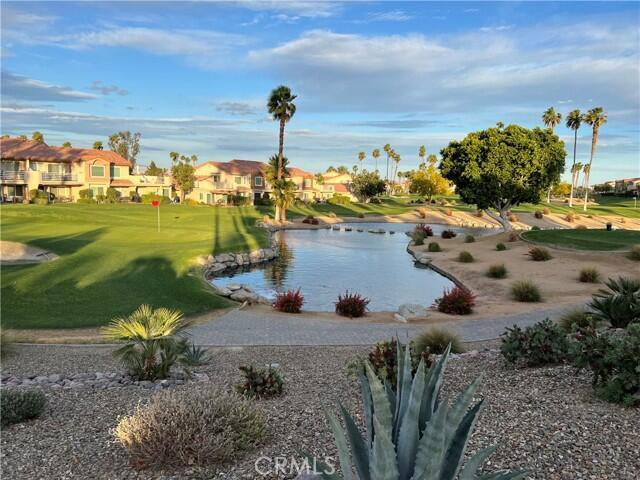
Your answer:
[614,177,640,194]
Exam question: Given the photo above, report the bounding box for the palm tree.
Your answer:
[582,107,607,211]
[542,107,562,131]
[266,155,290,184]
[392,152,401,193]
[93,141,103,150]
[383,143,391,183]
[102,305,189,380]
[571,162,583,201]
[566,109,582,207]
[358,151,365,170]
[418,145,426,168]
[267,85,297,221]
[272,179,297,223]
[581,163,591,201]
[372,148,380,172]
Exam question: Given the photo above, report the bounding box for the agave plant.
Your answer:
[317,342,525,479]
[102,305,190,380]
[588,277,640,328]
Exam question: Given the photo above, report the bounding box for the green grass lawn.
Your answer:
[511,195,640,219]
[260,196,419,218]
[1,204,269,329]
[521,228,640,251]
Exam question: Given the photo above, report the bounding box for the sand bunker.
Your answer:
[0,241,58,265]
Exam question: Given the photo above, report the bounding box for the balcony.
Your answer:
[0,170,27,183]
[41,172,78,183]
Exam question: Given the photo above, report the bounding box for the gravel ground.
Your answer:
[1,343,638,479]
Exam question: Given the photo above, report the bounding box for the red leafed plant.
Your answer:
[441,229,457,239]
[414,224,433,237]
[335,291,370,318]
[433,286,476,315]
[273,288,304,313]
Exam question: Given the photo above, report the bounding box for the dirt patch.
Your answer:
[0,241,58,265]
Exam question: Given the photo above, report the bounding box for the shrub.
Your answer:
[357,213,365,219]
[528,247,552,261]
[500,319,569,367]
[413,327,464,356]
[411,231,425,246]
[414,223,433,237]
[434,286,476,315]
[486,263,507,279]
[464,234,475,243]
[427,242,441,252]
[1,389,46,427]
[558,308,593,333]
[534,210,543,219]
[579,267,600,283]
[77,198,97,204]
[235,365,283,398]
[530,225,541,231]
[177,340,211,366]
[441,229,457,239]
[105,187,120,203]
[33,196,49,205]
[365,338,431,388]
[565,212,576,223]
[328,194,351,205]
[141,193,170,205]
[543,207,551,215]
[443,208,453,216]
[511,280,542,302]
[102,305,190,380]
[184,198,200,206]
[570,324,640,406]
[629,245,640,261]
[507,232,519,242]
[335,291,370,318]
[78,189,93,200]
[458,251,474,263]
[474,209,484,218]
[588,277,640,328]
[114,389,265,468]
[508,213,518,222]
[273,288,304,313]
[302,215,315,224]
[95,194,106,203]
[229,194,251,206]
[496,242,507,251]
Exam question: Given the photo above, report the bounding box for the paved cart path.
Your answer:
[188,304,579,346]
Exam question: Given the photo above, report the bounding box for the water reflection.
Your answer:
[265,232,294,289]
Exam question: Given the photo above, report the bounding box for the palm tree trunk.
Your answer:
[583,129,598,212]
[276,118,286,222]
[569,129,578,207]
[386,154,390,184]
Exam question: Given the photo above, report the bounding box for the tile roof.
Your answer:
[288,166,314,178]
[0,137,130,166]
[110,179,134,187]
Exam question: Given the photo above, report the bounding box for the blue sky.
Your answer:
[1,1,639,183]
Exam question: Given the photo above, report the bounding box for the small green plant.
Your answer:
[530,225,541,231]
[558,308,593,333]
[528,247,552,261]
[177,340,211,366]
[434,286,476,314]
[588,277,640,328]
[458,250,474,263]
[412,231,425,246]
[413,327,465,355]
[578,267,600,283]
[335,291,370,318]
[427,242,441,252]
[114,389,265,468]
[534,210,543,219]
[629,244,640,261]
[464,234,475,243]
[496,242,507,251]
[486,263,507,279]
[235,365,283,398]
[500,319,569,367]
[511,280,542,302]
[1,389,47,426]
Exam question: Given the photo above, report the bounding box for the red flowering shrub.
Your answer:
[433,286,476,315]
[335,291,370,318]
[273,288,304,313]
[414,224,433,237]
[441,229,457,239]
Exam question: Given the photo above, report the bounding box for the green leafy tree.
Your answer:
[565,109,582,206]
[582,107,607,211]
[109,131,141,170]
[267,85,297,222]
[314,172,324,185]
[62,141,72,148]
[32,131,44,142]
[145,161,165,176]
[372,148,380,172]
[440,124,566,231]
[170,153,196,202]
[93,141,103,150]
[409,163,450,201]
[552,181,571,197]
[271,179,297,223]
[352,170,385,203]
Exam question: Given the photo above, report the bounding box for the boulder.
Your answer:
[398,303,428,320]
[215,253,234,263]
[368,228,385,234]
[230,290,259,303]
[393,313,407,323]
[227,283,243,291]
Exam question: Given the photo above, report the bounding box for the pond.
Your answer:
[211,222,491,312]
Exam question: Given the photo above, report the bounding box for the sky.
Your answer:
[1,1,639,183]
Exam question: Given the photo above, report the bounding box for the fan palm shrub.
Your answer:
[588,277,640,328]
[102,305,191,380]
[315,342,526,479]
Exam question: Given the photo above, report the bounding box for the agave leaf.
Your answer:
[385,379,397,416]
[359,372,374,449]
[338,402,371,480]
[438,399,485,480]
[412,396,448,480]
[395,341,413,443]
[420,344,451,430]
[365,362,393,440]
[396,359,427,480]
[326,410,354,480]
[445,376,483,443]
[371,415,400,480]
[458,444,498,480]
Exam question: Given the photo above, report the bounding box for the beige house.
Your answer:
[186,160,268,205]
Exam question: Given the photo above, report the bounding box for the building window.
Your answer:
[254,176,263,186]
[90,185,104,197]
[304,178,312,188]
[91,165,105,177]
[110,166,121,178]
[213,174,221,183]
[234,176,243,185]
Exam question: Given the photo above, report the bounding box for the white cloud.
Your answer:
[367,10,414,22]
[234,0,340,18]
[1,71,97,102]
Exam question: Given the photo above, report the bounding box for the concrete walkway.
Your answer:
[188,304,579,346]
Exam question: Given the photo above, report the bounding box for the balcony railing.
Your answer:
[0,170,26,181]
[41,172,78,182]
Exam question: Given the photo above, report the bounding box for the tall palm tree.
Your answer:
[542,107,562,131]
[392,152,401,194]
[571,162,583,202]
[418,145,426,168]
[582,107,607,211]
[358,151,365,170]
[565,109,582,207]
[267,85,297,221]
[383,143,391,183]
[372,148,380,172]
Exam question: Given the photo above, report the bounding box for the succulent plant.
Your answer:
[315,341,526,479]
